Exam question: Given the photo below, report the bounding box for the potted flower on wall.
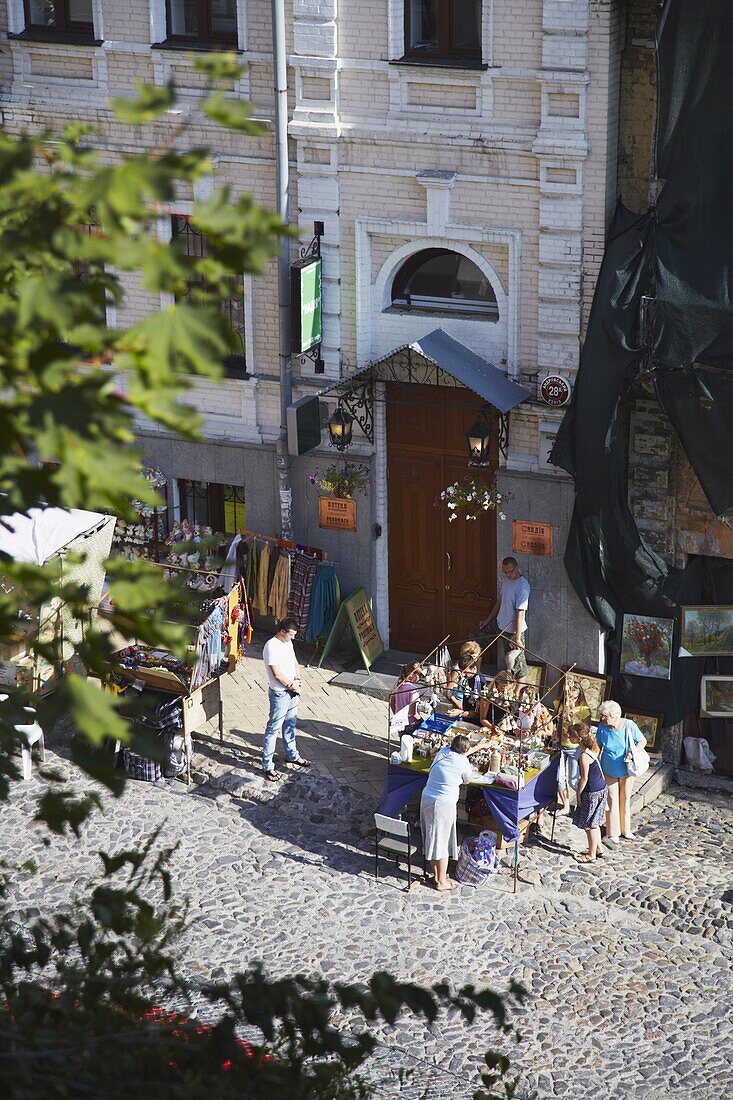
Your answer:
[308,461,370,500]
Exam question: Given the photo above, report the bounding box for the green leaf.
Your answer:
[112,82,176,123]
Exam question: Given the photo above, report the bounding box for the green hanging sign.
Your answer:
[291,257,322,354]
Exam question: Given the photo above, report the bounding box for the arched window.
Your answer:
[390,248,498,319]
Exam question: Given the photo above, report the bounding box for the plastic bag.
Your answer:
[683,736,716,772]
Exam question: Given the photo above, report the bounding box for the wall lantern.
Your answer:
[328,404,354,451]
[465,406,494,466]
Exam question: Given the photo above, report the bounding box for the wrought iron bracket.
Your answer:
[340,381,374,443]
[498,411,509,459]
[299,220,324,262]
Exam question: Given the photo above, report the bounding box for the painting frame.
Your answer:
[620,613,675,680]
[623,710,663,755]
[562,667,613,728]
[680,605,733,657]
[700,675,733,718]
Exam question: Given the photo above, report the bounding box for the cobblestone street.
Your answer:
[4,643,732,1099]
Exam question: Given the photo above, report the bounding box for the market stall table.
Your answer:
[377,715,561,891]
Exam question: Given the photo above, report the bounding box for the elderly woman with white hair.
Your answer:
[595,700,646,844]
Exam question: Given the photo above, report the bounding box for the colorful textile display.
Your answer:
[268,551,291,621]
[288,551,319,633]
[305,561,340,643]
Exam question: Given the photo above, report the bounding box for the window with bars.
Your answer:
[171,214,246,378]
[23,0,95,39]
[165,0,238,47]
[404,0,481,62]
[178,480,246,534]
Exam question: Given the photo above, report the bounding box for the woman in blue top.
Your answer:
[420,733,491,891]
[596,700,646,844]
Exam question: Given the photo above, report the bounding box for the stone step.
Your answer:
[630,760,674,813]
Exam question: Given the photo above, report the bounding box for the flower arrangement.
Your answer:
[626,618,668,667]
[434,476,510,522]
[308,462,370,499]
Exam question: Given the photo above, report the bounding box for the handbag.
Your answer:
[624,723,650,778]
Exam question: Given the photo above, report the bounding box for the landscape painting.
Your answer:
[700,676,733,718]
[680,606,733,657]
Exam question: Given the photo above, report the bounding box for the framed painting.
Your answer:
[620,614,674,680]
[623,710,663,754]
[680,605,733,657]
[700,675,733,718]
[562,668,613,728]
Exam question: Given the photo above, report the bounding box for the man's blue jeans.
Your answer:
[263,688,300,772]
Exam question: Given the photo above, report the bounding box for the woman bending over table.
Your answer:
[420,732,491,891]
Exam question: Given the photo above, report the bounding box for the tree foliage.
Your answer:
[0,62,525,1098]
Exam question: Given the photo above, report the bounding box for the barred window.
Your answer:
[171,214,246,378]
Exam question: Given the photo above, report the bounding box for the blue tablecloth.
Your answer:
[376,757,561,842]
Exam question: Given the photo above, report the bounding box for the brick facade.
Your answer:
[0,0,628,660]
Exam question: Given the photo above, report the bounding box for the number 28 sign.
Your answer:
[539,374,571,407]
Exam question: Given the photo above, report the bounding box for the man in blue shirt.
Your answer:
[475,557,531,677]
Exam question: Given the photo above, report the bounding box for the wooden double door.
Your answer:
[386,383,497,653]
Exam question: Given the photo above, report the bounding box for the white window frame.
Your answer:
[8,0,104,39]
[150,0,247,51]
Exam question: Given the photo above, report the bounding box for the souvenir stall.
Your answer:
[113,467,168,563]
[0,508,116,697]
[107,582,250,783]
[379,635,584,892]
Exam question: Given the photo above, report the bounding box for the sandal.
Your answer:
[264,770,280,782]
[574,853,597,864]
[290,758,311,768]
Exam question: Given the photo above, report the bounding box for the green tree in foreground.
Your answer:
[0,64,525,1097]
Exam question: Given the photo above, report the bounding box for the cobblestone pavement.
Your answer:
[4,641,733,1099]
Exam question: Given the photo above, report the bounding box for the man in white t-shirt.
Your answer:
[476,557,531,677]
[261,617,310,781]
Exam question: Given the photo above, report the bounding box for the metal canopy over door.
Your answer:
[386,382,497,653]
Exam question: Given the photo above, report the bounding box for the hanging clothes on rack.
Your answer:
[288,551,320,634]
[268,550,291,621]
[244,536,260,597]
[254,540,271,615]
[218,534,242,594]
[192,598,227,689]
[305,561,341,643]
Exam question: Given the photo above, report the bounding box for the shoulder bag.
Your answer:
[624,723,650,778]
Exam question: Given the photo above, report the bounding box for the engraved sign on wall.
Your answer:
[512,520,553,557]
[318,496,357,532]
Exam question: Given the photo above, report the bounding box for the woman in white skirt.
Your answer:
[420,733,491,891]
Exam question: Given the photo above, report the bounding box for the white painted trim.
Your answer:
[388,0,493,65]
[355,216,521,376]
[92,0,104,39]
[374,236,508,319]
[7,0,23,34]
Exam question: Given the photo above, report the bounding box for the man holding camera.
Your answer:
[262,617,311,781]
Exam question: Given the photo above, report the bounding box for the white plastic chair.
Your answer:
[1,696,45,781]
[374,813,420,888]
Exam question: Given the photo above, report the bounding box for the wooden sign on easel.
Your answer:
[317,587,385,671]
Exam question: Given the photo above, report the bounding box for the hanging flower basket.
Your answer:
[308,462,369,500]
[434,476,510,522]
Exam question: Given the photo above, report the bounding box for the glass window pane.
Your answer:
[169,0,199,37]
[68,0,93,23]
[409,0,438,52]
[211,0,237,38]
[451,0,481,55]
[393,248,497,313]
[28,1,57,26]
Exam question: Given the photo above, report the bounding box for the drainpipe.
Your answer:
[271,0,293,538]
